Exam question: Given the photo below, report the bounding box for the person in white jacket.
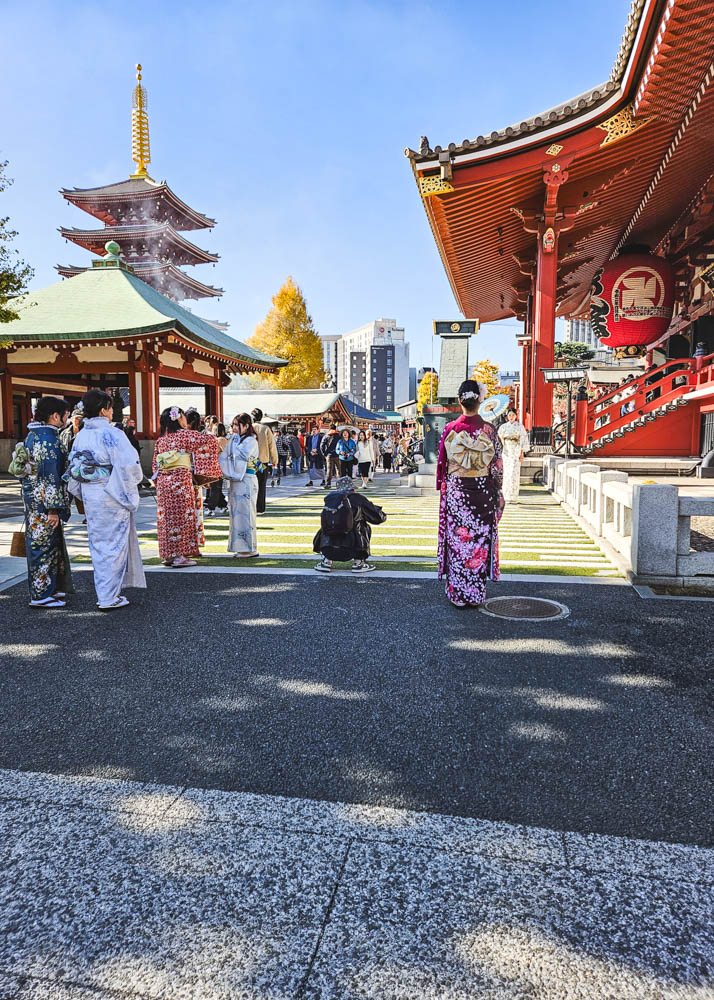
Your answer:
[356,430,374,488]
[366,430,379,481]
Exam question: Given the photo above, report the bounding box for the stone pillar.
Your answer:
[631,484,679,577]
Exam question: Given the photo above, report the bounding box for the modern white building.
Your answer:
[564,318,612,361]
[322,318,410,411]
[320,335,340,386]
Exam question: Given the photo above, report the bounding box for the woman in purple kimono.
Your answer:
[436,380,504,607]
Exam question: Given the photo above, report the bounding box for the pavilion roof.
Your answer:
[60,177,216,230]
[405,0,714,323]
[59,222,219,266]
[56,260,224,300]
[7,265,286,372]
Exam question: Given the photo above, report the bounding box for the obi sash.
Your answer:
[65,449,112,484]
[155,450,192,473]
[445,430,495,478]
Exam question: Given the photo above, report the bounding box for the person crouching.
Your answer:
[313,476,386,574]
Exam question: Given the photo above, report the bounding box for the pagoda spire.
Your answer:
[130,63,153,180]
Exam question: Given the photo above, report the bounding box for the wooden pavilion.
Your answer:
[0,246,286,458]
[406,0,714,458]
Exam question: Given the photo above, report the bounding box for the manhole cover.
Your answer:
[480,596,570,621]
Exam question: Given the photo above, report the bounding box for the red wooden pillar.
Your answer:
[531,227,558,432]
[0,370,13,439]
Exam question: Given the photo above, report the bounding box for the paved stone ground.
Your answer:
[0,768,712,1000]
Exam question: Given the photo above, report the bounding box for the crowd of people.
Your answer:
[9,383,509,610]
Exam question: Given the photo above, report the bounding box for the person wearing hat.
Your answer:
[60,405,83,453]
[313,476,386,573]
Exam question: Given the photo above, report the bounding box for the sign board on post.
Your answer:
[432,320,479,403]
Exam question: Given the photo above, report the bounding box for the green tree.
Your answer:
[0,160,33,343]
[471,358,500,398]
[554,340,594,362]
[417,370,439,412]
[247,277,325,389]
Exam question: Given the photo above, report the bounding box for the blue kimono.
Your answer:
[19,422,73,601]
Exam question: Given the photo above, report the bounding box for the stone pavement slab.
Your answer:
[0,770,711,1000]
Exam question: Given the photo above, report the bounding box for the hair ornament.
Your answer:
[170,406,180,421]
[185,407,198,414]
[459,390,477,401]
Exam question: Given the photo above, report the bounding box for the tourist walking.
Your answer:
[304,424,325,486]
[497,407,529,504]
[366,429,379,481]
[205,422,229,515]
[356,430,373,488]
[436,379,504,608]
[221,412,260,558]
[10,396,73,608]
[153,407,222,568]
[336,428,357,477]
[313,476,387,573]
[288,430,303,476]
[381,435,394,472]
[251,408,278,512]
[275,429,290,481]
[65,389,146,610]
[320,422,341,487]
[60,406,83,453]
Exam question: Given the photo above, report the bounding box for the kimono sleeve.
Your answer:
[435,424,452,490]
[106,427,143,511]
[36,432,71,519]
[191,432,222,484]
[488,425,504,491]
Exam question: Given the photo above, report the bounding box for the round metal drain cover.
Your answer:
[480,596,570,621]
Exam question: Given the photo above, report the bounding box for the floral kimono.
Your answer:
[498,419,529,503]
[220,433,260,554]
[65,417,146,606]
[436,414,503,606]
[152,429,221,561]
[16,422,73,602]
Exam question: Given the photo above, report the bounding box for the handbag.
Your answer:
[10,530,26,558]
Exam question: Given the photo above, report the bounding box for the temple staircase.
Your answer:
[575,354,714,459]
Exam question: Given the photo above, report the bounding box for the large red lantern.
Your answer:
[591,248,674,360]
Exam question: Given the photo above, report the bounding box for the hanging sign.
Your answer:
[591,249,674,359]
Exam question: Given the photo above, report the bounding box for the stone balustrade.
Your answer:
[543,456,714,584]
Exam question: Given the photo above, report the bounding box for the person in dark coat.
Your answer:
[313,476,386,573]
[304,424,325,487]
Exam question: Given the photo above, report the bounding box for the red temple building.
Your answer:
[57,65,222,303]
[406,0,714,461]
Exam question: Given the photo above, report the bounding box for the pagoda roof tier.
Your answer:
[405,0,714,323]
[58,222,219,267]
[60,177,216,230]
[7,264,286,374]
[56,260,224,300]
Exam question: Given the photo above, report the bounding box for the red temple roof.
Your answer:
[406,0,714,323]
[60,177,215,231]
[59,222,219,267]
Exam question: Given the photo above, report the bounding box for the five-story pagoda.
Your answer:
[57,65,222,303]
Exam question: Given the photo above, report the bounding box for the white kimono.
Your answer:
[498,420,529,503]
[220,434,260,554]
[66,417,146,605]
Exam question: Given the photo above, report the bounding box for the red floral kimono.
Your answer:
[436,414,503,606]
[152,430,221,561]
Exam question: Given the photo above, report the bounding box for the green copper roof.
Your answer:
[7,266,286,370]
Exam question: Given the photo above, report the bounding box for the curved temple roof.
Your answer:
[60,177,216,230]
[7,265,286,373]
[405,0,714,324]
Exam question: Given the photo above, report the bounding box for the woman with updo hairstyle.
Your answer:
[12,395,72,607]
[153,405,222,567]
[435,378,504,607]
[219,412,260,558]
[64,388,146,609]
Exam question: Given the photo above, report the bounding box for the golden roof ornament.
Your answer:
[130,63,153,180]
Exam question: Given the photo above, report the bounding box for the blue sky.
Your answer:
[2,0,630,373]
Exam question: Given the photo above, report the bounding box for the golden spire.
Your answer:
[130,63,153,180]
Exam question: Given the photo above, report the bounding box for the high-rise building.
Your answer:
[320,335,340,386]
[564,318,612,360]
[322,318,410,411]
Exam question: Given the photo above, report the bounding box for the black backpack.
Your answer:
[321,492,354,535]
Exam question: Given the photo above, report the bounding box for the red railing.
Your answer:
[576,353,714,448]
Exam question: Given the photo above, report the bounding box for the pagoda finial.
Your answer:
[130,63,153,180]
